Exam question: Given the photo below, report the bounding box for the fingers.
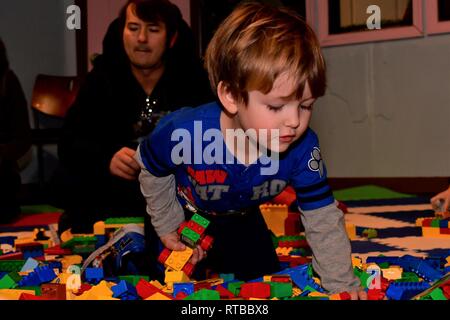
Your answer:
[190,245,205,265]
[358,290,368,300]
[109,147,141,179]
[160,232,186,251]
[349,290,367,300]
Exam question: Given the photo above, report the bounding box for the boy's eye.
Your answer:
[128,25,139,32]
[300,104,313,111]
[267,105,284,112]
[149,27,160,32]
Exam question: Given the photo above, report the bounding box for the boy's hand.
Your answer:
[160,231,206,265]
[109,147,141,180]
[349,290,367,300]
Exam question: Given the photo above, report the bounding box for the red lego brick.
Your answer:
[136,279,162,299]
[215,285,236,299]
[175,291,189,300]
[19,293,49,300]
[422,219,432,227]
[199,235,213,251]
[177,221,188,235]
[73,283,92,296]
[270,275,291,283]
[44,245,72,255]
[272,186,296,206]
[440,228,450,234]
[182,262,195,277]
[41,283,67,300]
[240,282,271,299]
[194,282,212,292]
[441,284,450,299]
[187,221,205,236]
[284,212,301,236]
[0,252,24,260]
[337,201,348,214]
[158,248,172,265]
[367,289,385,300]
[339,292,352,300]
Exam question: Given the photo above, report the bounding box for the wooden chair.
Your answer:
[31,74,82,187]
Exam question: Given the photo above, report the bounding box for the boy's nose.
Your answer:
[284,109,300,128]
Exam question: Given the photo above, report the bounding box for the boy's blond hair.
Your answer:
[205,2,326,104]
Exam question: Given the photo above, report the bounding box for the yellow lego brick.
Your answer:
[263,275,272,282]
[422,227,450,238]
[259,204,288,237]
[149,280,164,289]
[416,218,425,227]
[345,223,357,240]
[329,293,342,300]
[292,288,302,297]
[352,257,363,269]
[164,269,190,285]
[93,221,105,235]
[61,255,83,271]
[308,291,329,298]
[145,292,172,300]
[165,247,193,271]
[382,266,403,281]
[14,238,36,246]
[275,247,293,256]
[75,281,113,300]
[0,289,35,300]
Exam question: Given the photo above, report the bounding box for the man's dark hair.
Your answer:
[0,38,9,78]
[118,0,182,44]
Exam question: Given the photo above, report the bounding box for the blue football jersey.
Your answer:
[139,102,335,213]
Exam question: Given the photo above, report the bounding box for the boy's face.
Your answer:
[235,73,316,153]
[123,4,168,70]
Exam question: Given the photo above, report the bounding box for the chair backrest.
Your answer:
[31,74,82,119]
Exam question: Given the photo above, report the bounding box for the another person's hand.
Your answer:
[430,186,450,218]
[109,147,140,180]
[160,230,206,265]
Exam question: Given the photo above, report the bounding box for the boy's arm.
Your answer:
[300,201,361,294]
[135,146,185,237]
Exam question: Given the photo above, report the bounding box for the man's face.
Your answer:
[123,4,168,70]
[235,73,316,153]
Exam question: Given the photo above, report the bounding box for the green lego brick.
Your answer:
[378,262,390,269]
[303,285,318,293]
[191,214,210,229]
[395,272,419,283]
[118,275,150,287]
[184,289,220,300]
[104,217,145,225]
[0,260,25,273]
[181,228,200,245]
[431,220,441,228]
[227,281,245,296]
[354,268,370,289]
[61,236,97,249]
[269,282,293,298]
[0,272,21,289]
[429,288,447,300]
[271,233,279,249]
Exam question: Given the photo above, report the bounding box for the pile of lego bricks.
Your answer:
[416,218,450,239]
[1,215,449,300]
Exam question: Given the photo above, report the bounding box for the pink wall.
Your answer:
[87,0,190,69]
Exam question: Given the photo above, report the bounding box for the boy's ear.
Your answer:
[217,81,238,115]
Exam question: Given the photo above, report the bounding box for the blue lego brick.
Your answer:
[18,271,41,287]
[20,258,40,272]
[439,220,449,228]
[46,261,63,272]
[173,283,194,298]
[219,273,235,282]
[386,282,430,300]
[35,265,57,283]
[85,267,104,285]
[111,280,138,299]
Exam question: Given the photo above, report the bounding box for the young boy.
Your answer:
[136,3,365,298]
